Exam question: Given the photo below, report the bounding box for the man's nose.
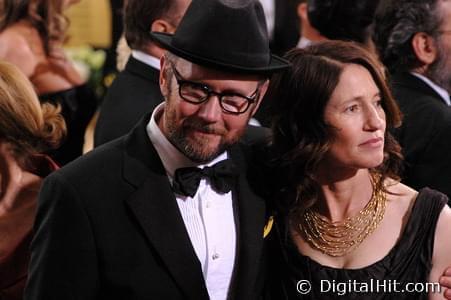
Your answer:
[196,94,223,122]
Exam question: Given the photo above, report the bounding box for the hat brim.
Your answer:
[150,32,291,75]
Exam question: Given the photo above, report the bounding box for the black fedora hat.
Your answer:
[150,0,290,75]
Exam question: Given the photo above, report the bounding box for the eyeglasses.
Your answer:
[170,63,262,115]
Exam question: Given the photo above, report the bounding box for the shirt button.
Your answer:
[206,201,211,208]
[212,253,220,260]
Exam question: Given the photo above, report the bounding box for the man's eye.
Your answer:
[181,83,207,99]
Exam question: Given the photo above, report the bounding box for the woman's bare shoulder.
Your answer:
[385,179,418,205]
[0,28,38,76]
[430,199,451,298]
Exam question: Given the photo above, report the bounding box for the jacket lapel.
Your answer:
[122,116,209,299]
[391,72,449,105]
[228,144,267,299]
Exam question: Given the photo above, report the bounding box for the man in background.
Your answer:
[294,0,325,48]
[94,0,190,146]
[373,0,451,202]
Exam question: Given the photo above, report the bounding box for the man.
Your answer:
[24,0,289,299]
[296,0,379,48]
[247,0,299,127]
[294,0,325,48]
[258,0,300,56]
[373,0,451,201]
[94,0,191,147]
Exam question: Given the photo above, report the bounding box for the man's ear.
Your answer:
[151,19,176,34]
[159,54,169,97]
[411,32,438,65]
[250,80,270,116]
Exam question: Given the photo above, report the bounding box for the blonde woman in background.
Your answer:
[0,0,97,165]
[0,62,65,300]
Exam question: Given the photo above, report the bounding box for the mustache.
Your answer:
[183,119,227,135]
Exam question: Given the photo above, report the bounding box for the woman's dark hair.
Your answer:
[268,40,403,220]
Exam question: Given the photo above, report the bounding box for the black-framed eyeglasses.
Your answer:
[170,63,262,115]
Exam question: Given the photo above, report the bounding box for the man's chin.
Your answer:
[183,140,233,163]
[185,146,224,163]
[169,131,235,162]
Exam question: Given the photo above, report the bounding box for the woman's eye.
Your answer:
[345,105,359,112]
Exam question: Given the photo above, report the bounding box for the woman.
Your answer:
[0,0,97,165]
[0,62,65,299]
[264,41,451,299]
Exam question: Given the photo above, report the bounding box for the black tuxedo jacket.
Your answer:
[25,115,267,299]
[94,56,164,147]
[390,72,451,201]
[255,0,299,127]
[270,0,299,56]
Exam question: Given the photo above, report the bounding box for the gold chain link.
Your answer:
[298,174,387,257]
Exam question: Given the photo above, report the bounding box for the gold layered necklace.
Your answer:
[298,174,387,257]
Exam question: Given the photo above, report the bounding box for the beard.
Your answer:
[166,113,235,163]
[426,38,451,94]
[163,89,241,163]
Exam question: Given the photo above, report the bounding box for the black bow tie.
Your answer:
[172,159,239,197]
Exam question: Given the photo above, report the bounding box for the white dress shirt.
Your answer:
[411,72,451,105]
[297,36,313,49]
[132,50,161,70]
[146,103,237,300]
[259,0,275,39]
